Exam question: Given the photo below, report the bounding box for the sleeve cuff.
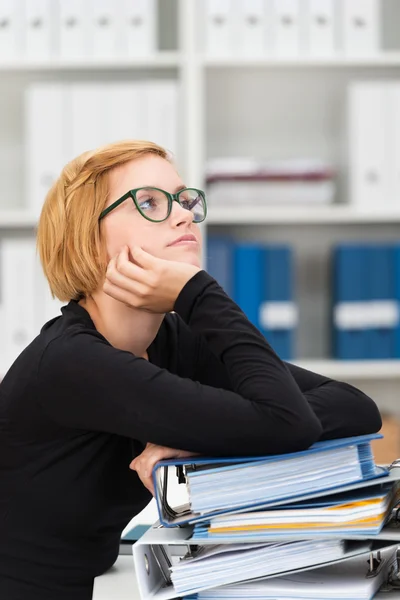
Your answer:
[173,270,216,323]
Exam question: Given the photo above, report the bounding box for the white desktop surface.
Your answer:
[93,554,140,600]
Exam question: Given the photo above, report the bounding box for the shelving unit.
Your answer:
[0,0,399,406]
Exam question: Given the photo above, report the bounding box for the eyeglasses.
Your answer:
[99,187,207,223]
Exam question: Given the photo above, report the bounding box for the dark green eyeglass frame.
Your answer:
[98,187,208,223]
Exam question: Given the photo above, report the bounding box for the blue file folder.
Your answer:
[368,244,396,359]
[261,246,294,360]
[152,434,386,527]
[233,242,263,329]
[333,245,369,360]
[395,245,400,359]
[206,236,233,297]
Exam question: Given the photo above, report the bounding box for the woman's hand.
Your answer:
[103,245,200,313]
[130,443,199,496]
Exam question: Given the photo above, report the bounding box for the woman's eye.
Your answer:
[138,197,156,210]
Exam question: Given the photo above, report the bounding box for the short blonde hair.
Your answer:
[37,140,168,302]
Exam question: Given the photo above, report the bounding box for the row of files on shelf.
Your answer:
[0,0,158,62]
[1,236,399,376]
[207,237,400,361]
[24,81,178,218]
[204,0,381,58]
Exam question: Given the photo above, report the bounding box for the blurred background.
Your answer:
[1,0,400,531]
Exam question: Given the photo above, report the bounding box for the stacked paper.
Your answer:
[196,483,400,540]
[170,540,346,596]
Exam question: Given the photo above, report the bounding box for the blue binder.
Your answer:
[152,434,386,527]
[367,244,396,359]
[233,242,263,329]
[260,246,295,360]
[333,245,369,360]
[395,245,400,359]
[206,236,233,297]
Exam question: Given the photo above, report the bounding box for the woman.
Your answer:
[0,140,381,599]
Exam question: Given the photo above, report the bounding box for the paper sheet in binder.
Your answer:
[153,434,387,527]
[202,482,400,539]
[170,539,347,596]
[190,545,398,600]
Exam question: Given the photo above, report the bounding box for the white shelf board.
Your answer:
[206,205,400,225]
[202,53,400,68]
[0,52,180,72]
[292,359,400,380]
[0,211,38,228]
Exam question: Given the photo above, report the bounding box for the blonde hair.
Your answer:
[36,140,168,302]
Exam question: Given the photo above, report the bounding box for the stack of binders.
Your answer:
[131,433,400,600]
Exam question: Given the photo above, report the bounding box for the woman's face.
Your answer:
[102,155,202,268]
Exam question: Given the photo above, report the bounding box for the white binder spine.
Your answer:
[204,0,234,57]
[388,83,400,211]
[340,0,380,56]
[271,0,301,57]
[304,0,336,57]
[25,83,71,218]
[0,0,24,62]
[106,83,145,143]
[348,82,389,210]
[23,0,55,61]
[57,0,88,61]
[236,0,267,58]
[89,0,118,60]
[145,81,178,156]
[70,83,111,157]
[1,237,38,374]
[122,0,157,57]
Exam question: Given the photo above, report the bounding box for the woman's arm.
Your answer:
[38,270,323,457]
[190,323,382,441]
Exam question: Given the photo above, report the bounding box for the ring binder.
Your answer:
[153,435,389,527]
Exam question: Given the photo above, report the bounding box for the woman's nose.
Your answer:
[169,198,194,225]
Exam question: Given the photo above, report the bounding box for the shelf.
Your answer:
[0,52,180,72]
[0,211,38,228]
[293,359,400,380]
[206,205,400,225]
[202,53,400,68]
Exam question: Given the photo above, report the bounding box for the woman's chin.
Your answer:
[167,246,201,267]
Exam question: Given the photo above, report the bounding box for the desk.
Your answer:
[93,555,140,600]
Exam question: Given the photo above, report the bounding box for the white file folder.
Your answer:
[58,0,88,60]
[89,0,118,60]
[341,0,380,56]
[122,0,156,57]
[271,0,301,57]
[1,238,38,374]
[387,83,400,211]
[145,81,179,157]
[106,83,148,142]
[204,0,233,57]
[304,0,336,57]
[236,0,267,58]
[25,84,71,217]
[23,0,54,61]
[0,0,23,62]
[348,82,389,210]
[132,525,400,600]
[70,83,112,157]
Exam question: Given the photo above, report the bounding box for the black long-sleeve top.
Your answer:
[0,271,381,599]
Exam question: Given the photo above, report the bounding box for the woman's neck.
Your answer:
[78,292,165,359]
